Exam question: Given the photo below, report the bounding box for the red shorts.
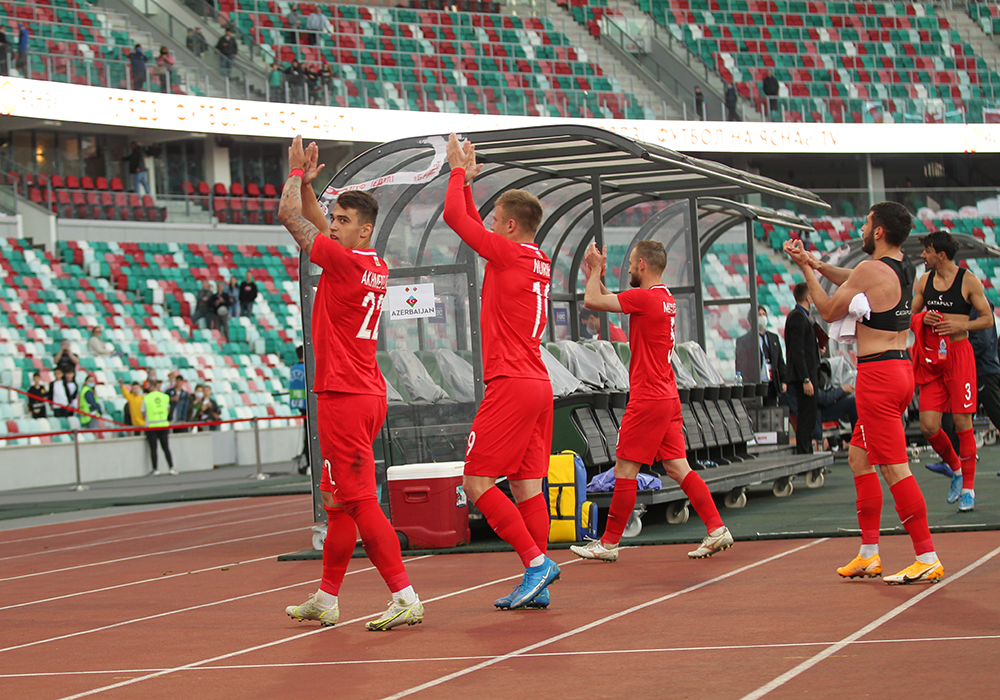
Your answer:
[616,397,686,464]
[850,356,914,466]
[316,391,387,503]
[464,377,553,480]
[918,338,977,414]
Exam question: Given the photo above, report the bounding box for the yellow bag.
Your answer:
[547,450,598,543]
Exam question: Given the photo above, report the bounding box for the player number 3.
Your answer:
[357,291,384,340]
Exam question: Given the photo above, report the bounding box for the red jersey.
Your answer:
[618,285,679,400]
[443,169,550,382]
[308,233,388,396]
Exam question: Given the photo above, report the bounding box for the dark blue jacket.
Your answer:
[968,302,1000,377]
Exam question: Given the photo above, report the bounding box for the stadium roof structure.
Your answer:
[303,125,828,400]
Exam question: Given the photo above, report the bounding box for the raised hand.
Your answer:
[461,140,483,185]
[584,242,608,274]
[288,135,307,171]
[302,141,325,185]
[783,238,811,269]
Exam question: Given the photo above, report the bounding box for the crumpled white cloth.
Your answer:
[828,293,871,345]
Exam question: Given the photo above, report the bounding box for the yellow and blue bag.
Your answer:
[546,450,598,543]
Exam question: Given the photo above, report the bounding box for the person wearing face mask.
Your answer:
[78,374,103,433]
[735,305,786,399]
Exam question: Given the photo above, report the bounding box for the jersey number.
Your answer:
[531,280,550,339]
[357,292,384,340]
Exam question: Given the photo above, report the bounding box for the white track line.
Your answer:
[49,557,582,700]
[1,553,284,611]
[0,511,310,562]
[0,497,304,546]
[738,544,1000,700]
[11,633,1000,678]
[378,538,829,700]
[0,527,308,583]
[2,555,432,654]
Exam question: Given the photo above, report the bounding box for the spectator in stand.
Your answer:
[50,368,79,418]
[193,28,208,57]
[725,81,739,121]
[216,29,238,78]
[88,326,124,359]
[285,60,306,104]
[269,61,284,100]
[303,63,320,104]
[192,280,215,331]
[0,26,9,75]
[130,44,148,90]
[212,279,233,340]
[78,373,104,433]
[186,28,198,55]
[580,307,627,342]
[122,142,150,196]
[694,86,705,120]
[167,373,191,433]
[156,46,175,92]
[762,71,779,116]
[142,369,158,393]
[239,271,258,317]
[54,339,79,374]
[318,62,333,98]
[27,372,48,418]
[191,384,221,431]
[286,7,302,44]
[121,381,145,429]
[15,22,27,76]
[225,276,240,317]
[306,9,333,45]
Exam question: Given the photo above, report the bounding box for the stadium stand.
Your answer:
[0,238,302,445]
[634,0,1000,122]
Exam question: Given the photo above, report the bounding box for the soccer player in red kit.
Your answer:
[279,136,424,630]
[785,201,942,584]
[912,230,992,512]
[570,241,734,562]
[443,133,560,610]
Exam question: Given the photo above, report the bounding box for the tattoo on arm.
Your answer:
[279,178,320,255]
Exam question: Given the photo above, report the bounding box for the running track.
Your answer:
[1,494,998,700]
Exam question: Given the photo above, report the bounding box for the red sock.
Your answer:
[475,486,542,567]
[602,477,637,546]
[319,507,357,596]
[889,476,935,556]
[957,428,976,490]
[926,429,961,474]
[517,493,549,555]
[681,471,725,534]
[344,497,410,593]
[854,472,882,545]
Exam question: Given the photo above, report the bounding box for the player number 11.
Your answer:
[531,280,550,339]
[357,291,384,340]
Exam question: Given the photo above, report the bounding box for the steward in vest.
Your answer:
[143,379,176,475]
[78,374,103,430]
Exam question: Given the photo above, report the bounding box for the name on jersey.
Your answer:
[663,301,677,313]
[533,259,551,278]
[361,270,389,291]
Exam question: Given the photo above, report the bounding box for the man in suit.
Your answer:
[735,306,786,399]
[785,282,820,453]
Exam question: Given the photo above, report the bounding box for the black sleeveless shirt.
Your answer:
[923,268,973,316]
[860,256,915,332]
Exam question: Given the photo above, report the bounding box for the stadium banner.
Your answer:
[2,77,999,154]
[387,283,436,320]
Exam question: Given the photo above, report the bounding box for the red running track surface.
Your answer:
[1,494,998,700]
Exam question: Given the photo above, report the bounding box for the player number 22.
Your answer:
[357,291,384,340]
[531,280,550,339]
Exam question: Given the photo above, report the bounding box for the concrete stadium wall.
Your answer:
[0,425,302,491]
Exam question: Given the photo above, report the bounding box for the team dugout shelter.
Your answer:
[297,125,832,527]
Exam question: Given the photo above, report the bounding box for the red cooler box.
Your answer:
[387,461,470,549]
